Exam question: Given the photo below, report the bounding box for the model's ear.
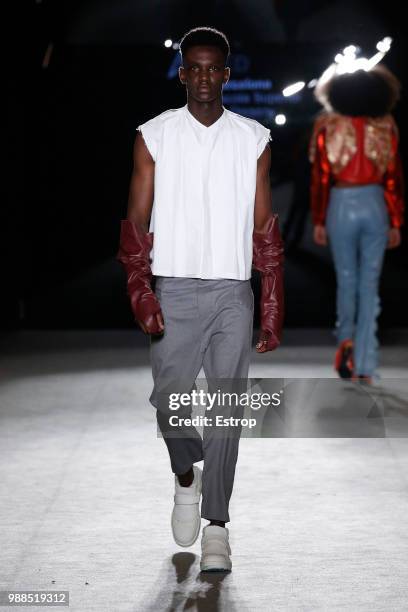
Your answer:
[223,67,230,85]
[179,66,186,85]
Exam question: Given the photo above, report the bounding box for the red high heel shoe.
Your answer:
[334,339,354,379]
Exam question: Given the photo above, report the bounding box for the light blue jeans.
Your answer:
[326,184,389,376]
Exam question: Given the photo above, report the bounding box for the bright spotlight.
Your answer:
[275,114,286,126]
[164,39,172,48]
[343,45,357,57]
[376,36,392,53]
[282,81,305,97]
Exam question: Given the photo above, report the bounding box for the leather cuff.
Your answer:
[117,220,162,333]
[252,214,285,347]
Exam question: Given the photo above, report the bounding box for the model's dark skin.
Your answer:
[127,46,275,525]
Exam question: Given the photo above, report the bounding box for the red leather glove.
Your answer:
[252,214,284,352]
[117,220,163,334]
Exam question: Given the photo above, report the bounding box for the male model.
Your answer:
[118,27,284,571]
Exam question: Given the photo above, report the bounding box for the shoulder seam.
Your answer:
[139,107,184,126]
[226,108,269,130]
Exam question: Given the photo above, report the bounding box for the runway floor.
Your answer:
[1,330,408,612]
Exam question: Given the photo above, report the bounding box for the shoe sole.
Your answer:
[200,555,232,572]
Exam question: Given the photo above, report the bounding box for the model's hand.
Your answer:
[313,225,328,246]
[387,227,401,249]
[256,330,279,353]
[139,311,165,335]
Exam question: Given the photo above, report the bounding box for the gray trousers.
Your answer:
[149,277,253,522]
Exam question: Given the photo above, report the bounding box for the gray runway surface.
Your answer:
[1,330,408,612]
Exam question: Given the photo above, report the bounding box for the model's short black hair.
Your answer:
[315,64,401,117]
[179,27,230,65]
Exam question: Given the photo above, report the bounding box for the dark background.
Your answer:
[6,0,407,330]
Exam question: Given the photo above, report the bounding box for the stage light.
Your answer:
[282,81,305,97]
[284,37,393,100]
[376,37,392,53]
[343,45,357,57]
[172,42,180,50]
[164,39,172,48]
[365,52,386,71]
[338,56,369,74]
[275,114,286,125]
[332,38,392,75]
[366,37,392,70]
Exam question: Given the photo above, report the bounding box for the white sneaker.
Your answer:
[171,466,202,547]
[200,525,232,572]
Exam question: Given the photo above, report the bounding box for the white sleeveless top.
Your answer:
[138,104,271,280]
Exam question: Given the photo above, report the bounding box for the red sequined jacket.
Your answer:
[309,113,404,228]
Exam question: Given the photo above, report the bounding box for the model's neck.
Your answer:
[186,99,224,127]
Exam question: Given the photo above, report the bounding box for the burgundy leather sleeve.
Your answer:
[116,220,162,334]
[252,214,285,350]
